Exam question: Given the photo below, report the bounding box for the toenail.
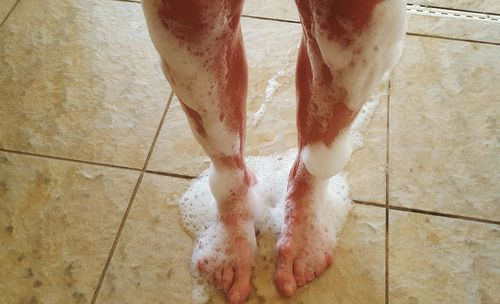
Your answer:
[284,282,295,295]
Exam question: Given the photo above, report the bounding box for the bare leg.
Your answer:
[274,0,406,296]
[142,1,254,303]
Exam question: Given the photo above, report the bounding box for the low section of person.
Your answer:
[142,0,405,303]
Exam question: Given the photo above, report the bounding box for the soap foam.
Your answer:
[179,90,384,303]
[180,150,351,303]
[208,164,246,203]
[350,91,385,151]
[250,69,286,127]
[143,1,242,156]
[313,0,406,112]
[301,130,353,180]
[302,91,385,179]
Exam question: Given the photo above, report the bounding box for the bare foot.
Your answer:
[194,178,256,304]
[274,164,334,296]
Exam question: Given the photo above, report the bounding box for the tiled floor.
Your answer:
[0,0,499,303]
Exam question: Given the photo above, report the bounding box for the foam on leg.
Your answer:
[179,93,384,302]
[311,0,406,112]
[301,129,353,179]
[180,150,351,302]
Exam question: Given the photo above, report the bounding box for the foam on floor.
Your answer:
[178,90,384,303]
[180,150,351,304]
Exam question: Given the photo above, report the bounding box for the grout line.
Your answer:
[406,32,500,46]
[353,200,386,208]
[389,206,500,225]
[109,0,140,4]
[90,91,174,303]
[90,171,144,304]
[242,14,301,24]
[352,200,500,226]
[385,206,390,304]
[142,92,174,170]
[0,148,142,172]
[145,169,196,180]
[386,80,391,208]
[0,0,20,29]
[385,80,391,304]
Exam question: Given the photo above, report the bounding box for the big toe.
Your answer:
[221,266,234,294]
[274,247,297,296]
[293,258,307,287]
[228,264,252,304]
[275,273,296,297]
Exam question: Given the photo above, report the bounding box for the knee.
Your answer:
[145,0,243,42]
[297,0,405,46]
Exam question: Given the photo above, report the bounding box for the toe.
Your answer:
[314,257,328,276]
[228,263,252,304]
[293,258,306,287]
[197,259,208,272]
[274,245,297,296]
[325,252,333,267]
[214,267,223,289]
[305,266,315,283]
[222,266,234,294]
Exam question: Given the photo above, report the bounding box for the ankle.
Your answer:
[208,162,255,204]
[287,158,327,204]
[300,130,352,180]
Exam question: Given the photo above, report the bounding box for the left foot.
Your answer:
[274,165,334,296]
[193,168,257,304]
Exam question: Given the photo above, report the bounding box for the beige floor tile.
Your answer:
[0,0,170,168]
[0,0,17,22]
[241,204,386,304]
[147,97,209,177]
[411,0,500,14]
[149,17,388,203]
[95,172,385,303]
[243,0,299,22]
[96,174,193,303]
[0,152,139,304]
[242,1,499,44]
[407,9,500,44]
[389,36,500,221]
[346,95,388,204]
[389,210,500,303]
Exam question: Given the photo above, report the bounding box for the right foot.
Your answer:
[274,161,335,296]
[274,197,334,296]
[193,172,256,304]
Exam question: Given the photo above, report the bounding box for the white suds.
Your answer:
[313,0,406,112]
[350,91,386,151]
[180,150,352,303]
[250,69,286,126]
[302,90,385,179]
[179,88,384,303]
[302,130,353,180]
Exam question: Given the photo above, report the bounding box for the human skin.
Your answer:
[141,0,405,302]
[275,0,406,296]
